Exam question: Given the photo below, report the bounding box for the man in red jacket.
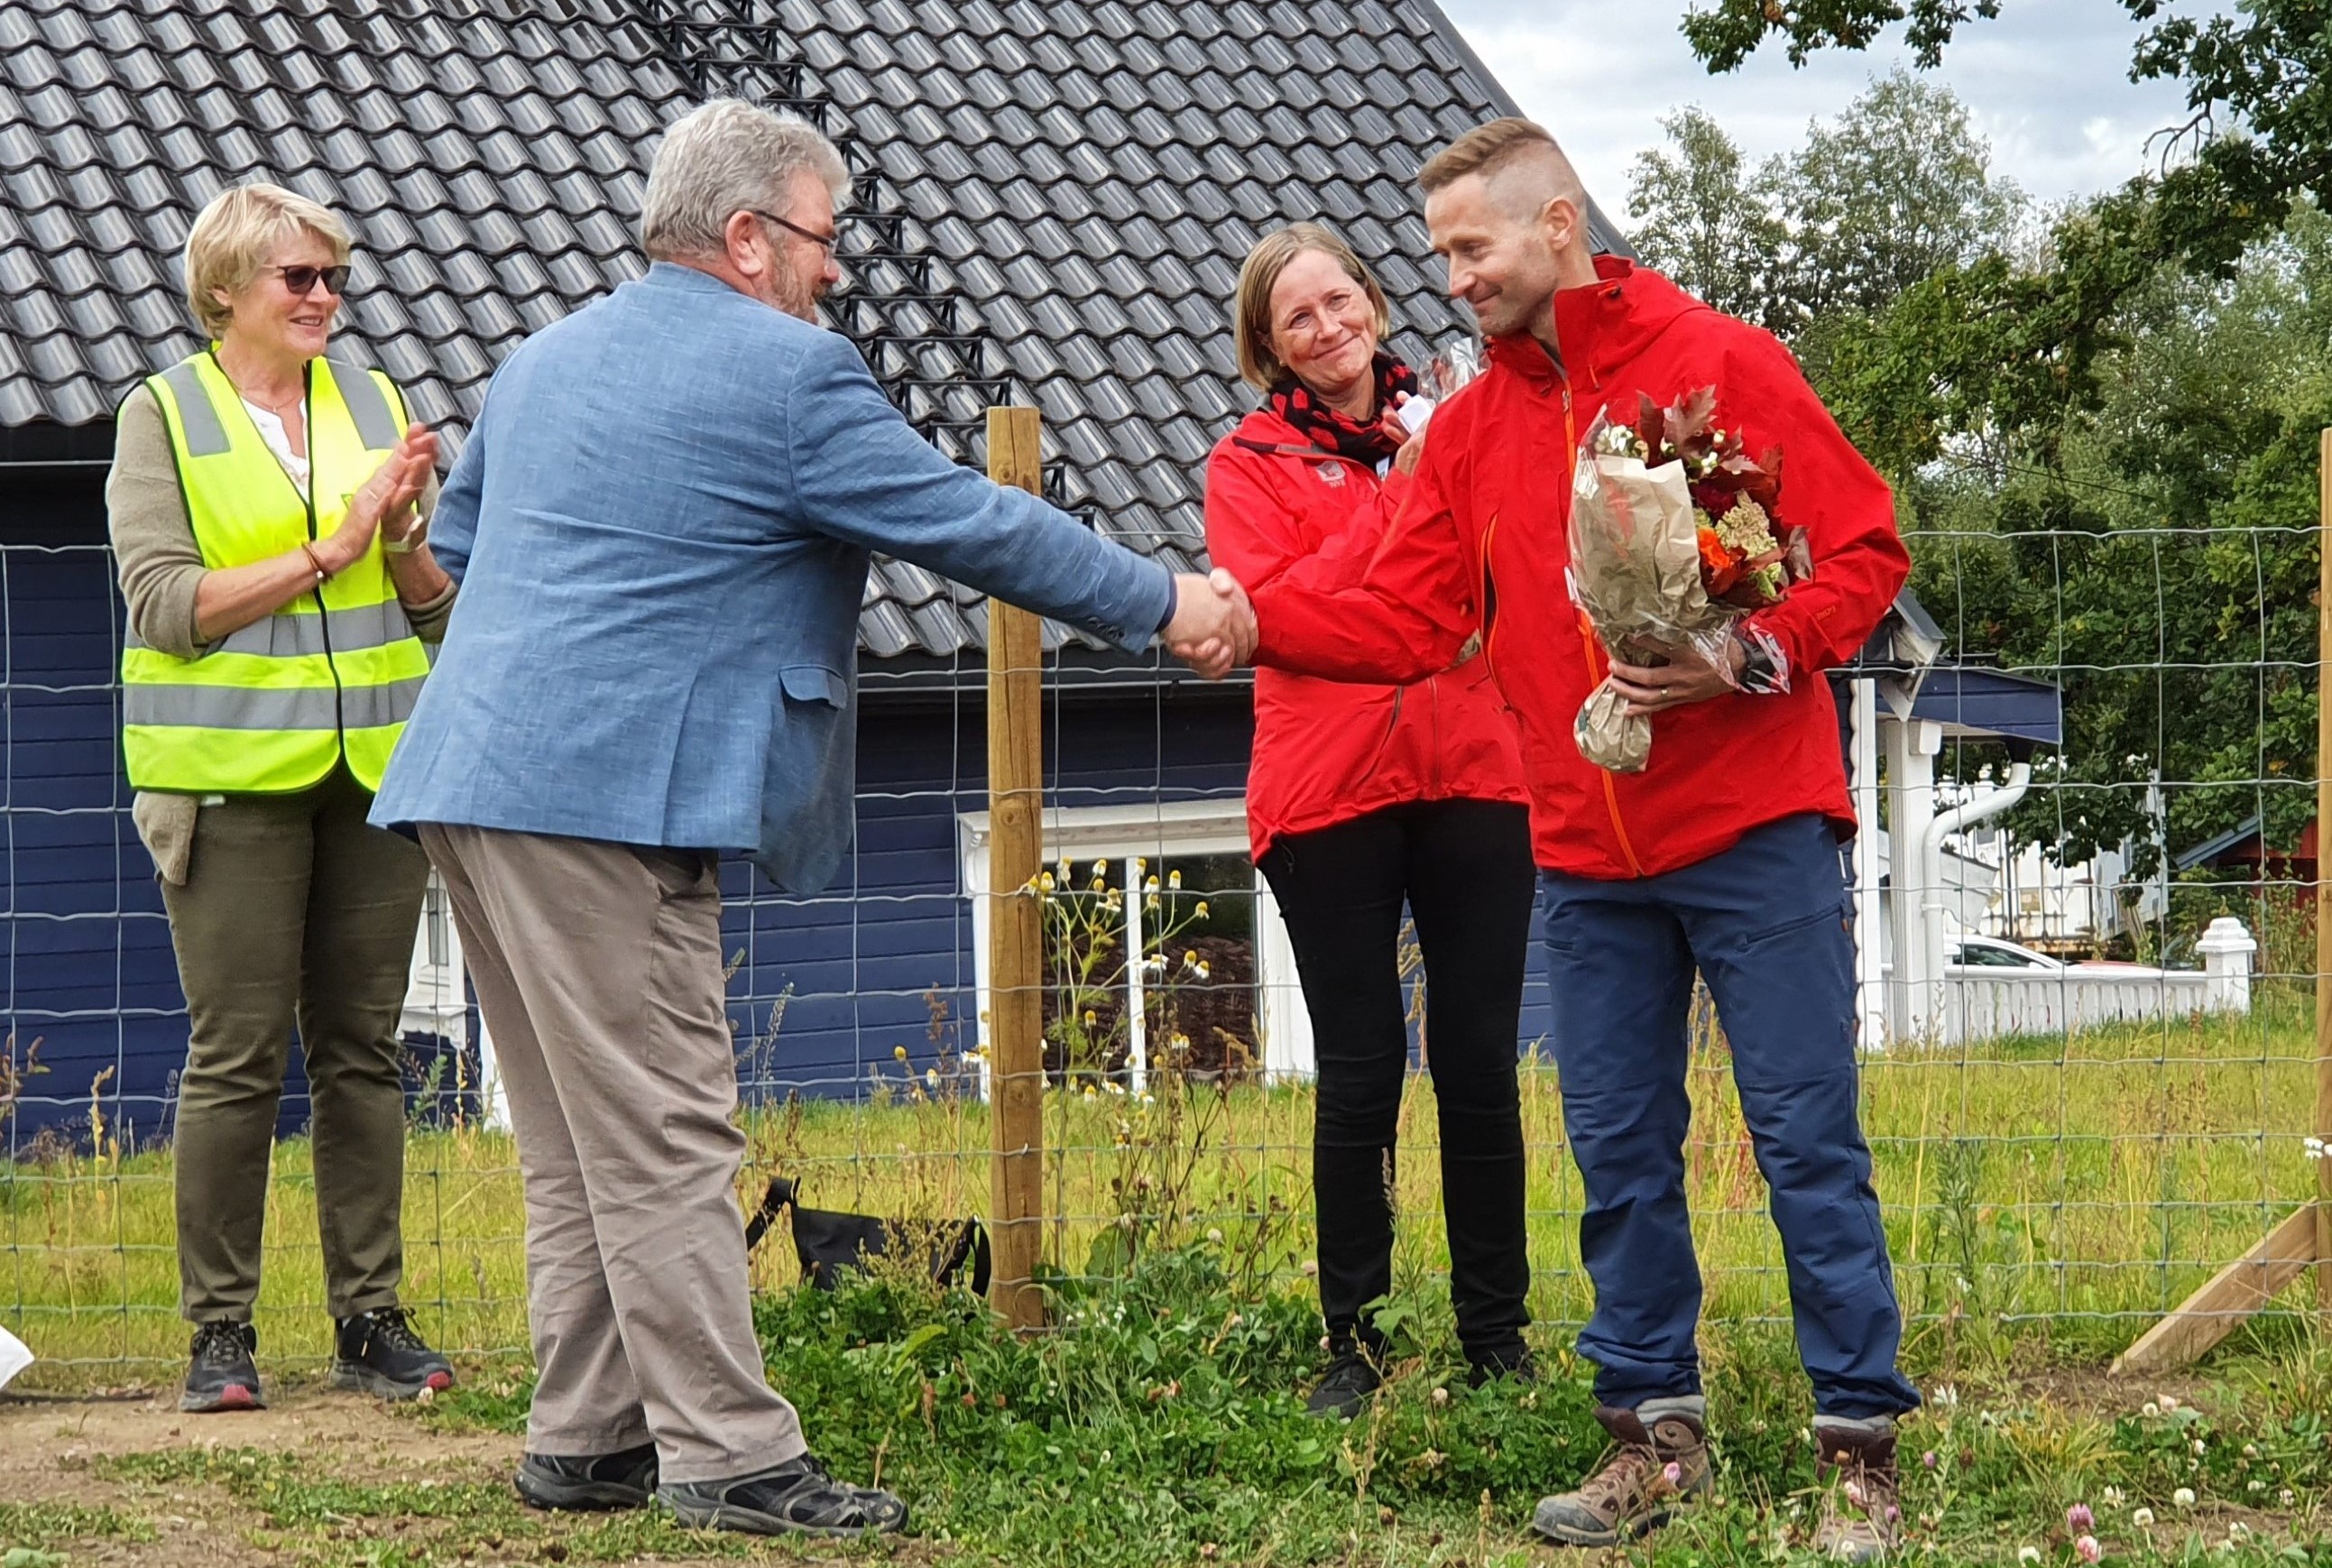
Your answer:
[1240,119,1919,1561]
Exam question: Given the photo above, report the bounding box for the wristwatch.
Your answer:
[1731,626,1781,694]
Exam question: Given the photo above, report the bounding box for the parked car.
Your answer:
[1945,935,2166,979]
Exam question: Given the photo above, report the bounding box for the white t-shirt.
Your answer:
[241,400,311,493]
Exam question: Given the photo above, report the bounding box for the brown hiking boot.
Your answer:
[1811,1416,1901,1563]
[1532,1397,1712,1546]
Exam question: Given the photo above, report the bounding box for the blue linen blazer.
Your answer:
[369,263,1175,891]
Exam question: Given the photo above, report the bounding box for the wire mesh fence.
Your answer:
[0,503,2321,1386]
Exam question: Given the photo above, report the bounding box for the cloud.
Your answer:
[1436,0,2202,212]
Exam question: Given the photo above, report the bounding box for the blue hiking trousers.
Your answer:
[1539,812,1920,1419]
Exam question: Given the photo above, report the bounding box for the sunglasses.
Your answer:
[271,264,351,297]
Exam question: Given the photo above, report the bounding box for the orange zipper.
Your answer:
[1572,605,1649,878]
[1556,382,1648,878]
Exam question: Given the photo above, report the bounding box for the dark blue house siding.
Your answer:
[2,475,1557,1139]
[717,686,1265,1101]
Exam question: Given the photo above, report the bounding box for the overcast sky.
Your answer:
[1437,0,2206,211]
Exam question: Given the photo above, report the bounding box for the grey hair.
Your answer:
[640,98,850,262]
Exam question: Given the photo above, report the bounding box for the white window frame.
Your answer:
[956,798,1313,1093]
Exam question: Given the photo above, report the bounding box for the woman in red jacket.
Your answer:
[1205,224,1536,1416]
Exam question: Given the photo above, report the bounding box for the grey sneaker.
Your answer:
[1532,1397,1712,1546]
[659,1453,907,1537]
[1811,1415,1901,1563]
[516,1443,659,1511]
[327,1306,454,1401]
[180,1320,263,1414]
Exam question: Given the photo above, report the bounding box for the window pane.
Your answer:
[1149,851,1258,1080]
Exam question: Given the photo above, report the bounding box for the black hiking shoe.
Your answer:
[180,1320,263,1413]
[1304,1351,1383,1419]
[659,1453,908,1537]
[327,1306,454,1401]
[1467,1346,1539,1389]
[516,1443,660,1511]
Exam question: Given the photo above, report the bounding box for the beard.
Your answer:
[769,265,822,323]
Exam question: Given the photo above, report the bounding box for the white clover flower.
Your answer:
[1931,1384,1960,1407]
[2133,1507,2155,1527]
[2142,1401,2161,1417]
[2101,1487,2125,1508]
[2173,1488,2196,1508]
[2018,1547,2042,1564]
[2160,1394,2180,1411]
[2191,1439,2208,1457]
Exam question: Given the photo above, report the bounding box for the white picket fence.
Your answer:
[1933,916,2257,1046]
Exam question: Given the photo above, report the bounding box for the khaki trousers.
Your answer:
[419,824,803,1481]
[162,767,429,1324]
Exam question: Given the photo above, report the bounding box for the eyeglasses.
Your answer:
[271,264,351,297]
[747,210,840,259]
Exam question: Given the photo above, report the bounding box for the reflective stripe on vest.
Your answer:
[122,353,428,795]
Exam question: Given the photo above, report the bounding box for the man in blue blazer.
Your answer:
[370,100,1250,1537]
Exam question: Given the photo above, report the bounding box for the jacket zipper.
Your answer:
[1572,606,1649,877]
[1555,380,1647,878]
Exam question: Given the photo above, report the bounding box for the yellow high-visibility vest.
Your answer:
[121,351,429,793]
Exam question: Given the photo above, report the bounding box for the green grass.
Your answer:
[4,994,2317,1374]
[10,1245,2332,1563]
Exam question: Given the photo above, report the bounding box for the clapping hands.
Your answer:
[322,422,438,571]
[1166,567,1257,679]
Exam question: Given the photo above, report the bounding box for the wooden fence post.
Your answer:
[986,406,1047,1332]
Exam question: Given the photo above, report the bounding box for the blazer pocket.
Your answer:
[780,663,849,708]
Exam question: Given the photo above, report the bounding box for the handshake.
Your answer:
[1164,569,1257,679]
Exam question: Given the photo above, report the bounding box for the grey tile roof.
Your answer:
[1,0,1627,657]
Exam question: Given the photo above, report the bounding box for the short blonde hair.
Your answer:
[1231,223,1392,390]
[182,183,352,338]
[1418,116,1567,196]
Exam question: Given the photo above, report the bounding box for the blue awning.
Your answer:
[1908,666,2062,746]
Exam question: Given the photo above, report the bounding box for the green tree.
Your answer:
[1624,106,1789,328]
[1681,0,2332,460]
[1771,68,2024,326]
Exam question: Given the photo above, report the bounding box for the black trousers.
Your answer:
[1259,798,1537,1366]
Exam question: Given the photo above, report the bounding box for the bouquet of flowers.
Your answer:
[1567,387,1812,773]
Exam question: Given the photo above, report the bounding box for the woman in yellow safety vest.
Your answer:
[107,182,457,1414]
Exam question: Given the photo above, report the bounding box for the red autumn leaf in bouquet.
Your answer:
[1599,387,1805,612]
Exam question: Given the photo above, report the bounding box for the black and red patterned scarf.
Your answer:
[1267,351,1420,466]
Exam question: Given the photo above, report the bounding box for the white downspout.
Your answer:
[1886,719,1941,1044]
[1920,759,2033,1046]
[1848,679,1886,1051]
